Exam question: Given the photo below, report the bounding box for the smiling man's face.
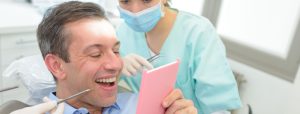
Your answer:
[57,18,123,109]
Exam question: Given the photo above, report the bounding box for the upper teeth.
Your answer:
[96,77,116,83]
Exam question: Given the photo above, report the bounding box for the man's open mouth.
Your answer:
[95,77,116,87]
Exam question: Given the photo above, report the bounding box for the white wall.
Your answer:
[218,0,300,59]
[171,0,204,16]
[228,59,300,114]
[284,70,300,114]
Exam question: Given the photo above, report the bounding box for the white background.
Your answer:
[217,0,300,59]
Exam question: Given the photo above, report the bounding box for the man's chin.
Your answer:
[99,96,117,107]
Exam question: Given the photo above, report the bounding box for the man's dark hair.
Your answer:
[37,1,107,62]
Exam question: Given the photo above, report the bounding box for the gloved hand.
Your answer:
[10,97,64,114]
[122,53,153,76]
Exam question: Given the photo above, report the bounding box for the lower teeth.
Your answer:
[98,82,114,86]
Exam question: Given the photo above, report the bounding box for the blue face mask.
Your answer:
[118,2,164,32]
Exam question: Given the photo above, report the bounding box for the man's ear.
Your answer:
[44,54,67,80]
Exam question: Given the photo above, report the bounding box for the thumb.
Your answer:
[45,97,64,114]
[51,103,64,114]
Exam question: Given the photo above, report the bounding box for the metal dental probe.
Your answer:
[57,89,91,104]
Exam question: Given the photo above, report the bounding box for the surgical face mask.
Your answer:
[118,2,164,32]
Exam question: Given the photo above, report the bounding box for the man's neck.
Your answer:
[56,85,103,114]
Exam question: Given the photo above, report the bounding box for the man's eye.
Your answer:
[114,51,120,54]
[113,48,120,54]
[143,0,152,3]
[120,0,129,4]
[90,53,101,58]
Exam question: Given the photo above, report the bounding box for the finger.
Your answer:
[128,55,143,70]
[162,89,184,108]
[173,106,198,114]
[134,55,153,70]
[165,99,194,114]
[42,96,58,113]
[126,64,138,75]
[122,68,132,76]
[52,103,65,114]
[50,99,63,114]
[43,96,51,102]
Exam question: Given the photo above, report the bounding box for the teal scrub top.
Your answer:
[116,11,241,114]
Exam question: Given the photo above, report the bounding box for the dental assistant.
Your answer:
[116,0,241,114]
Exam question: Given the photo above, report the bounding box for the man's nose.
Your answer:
[103,53,122,71]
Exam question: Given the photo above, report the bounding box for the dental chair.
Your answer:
[0,100,29,114]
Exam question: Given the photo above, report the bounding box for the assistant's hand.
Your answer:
[162,89,197,114]
[122,53,153,76]
[10,97,64,114]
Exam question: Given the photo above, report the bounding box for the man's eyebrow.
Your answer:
[114,41,120,48]
[83,44,103,52]
[83,41,120,52]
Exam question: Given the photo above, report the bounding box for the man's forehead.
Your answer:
[65,18,116,36]
[84,41,120,50]
[63,18,120,51]
[65,18,117,42]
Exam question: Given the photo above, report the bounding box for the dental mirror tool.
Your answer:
[147,54,160,63]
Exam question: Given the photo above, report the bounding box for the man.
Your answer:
[22,1,197,114]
